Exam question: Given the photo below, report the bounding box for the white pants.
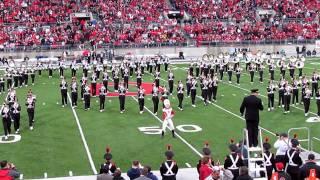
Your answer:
[162,119,175,132]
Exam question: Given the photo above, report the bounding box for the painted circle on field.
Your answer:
[176,125,202,132]
[306,117,320,123]
[0,134,21,144]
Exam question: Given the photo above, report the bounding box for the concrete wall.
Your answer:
[0,44,318,59]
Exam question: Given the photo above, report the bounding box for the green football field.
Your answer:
[1,58,320,179]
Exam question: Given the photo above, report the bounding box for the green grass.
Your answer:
[1,58,320,178]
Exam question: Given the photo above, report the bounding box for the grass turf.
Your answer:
[1,58,320,178]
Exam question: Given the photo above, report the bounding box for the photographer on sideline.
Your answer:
[0,160,20,179]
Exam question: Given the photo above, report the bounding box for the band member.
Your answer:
[303,86,312,116]
[23,68,28,86]
[80,74,87,100]
[155,71,160,88]
[212,74,218,102]
[283,82,292,114]
[7,89,16,108]
[96,63,102,80]
[267,81,276,111]
[164,57,170,72]
[177,80,184,110]
[151,83,159,115]
[311,72,318,99]
[2,104,11,140]
[136,69,142,88]
[36,62,43,76]
[149,59,155,73]
[161,99,175,138]
[249,63,255,83]
[190,77,197,107]
[99,85,107,112]
[11,100,21,134]
[71,60,77,77]
[137,87,145,114]
[235,65,241,85]
[102,70,109,90]
[259,138,275,179]
[201,77,209,105]
[160,145,178,179]
[168,70,174,95]
[83,61,89,77]
[189,63,194,76]
[269,63,275,81]
[258,64,264,83]
[59,59,65,77]
[100,147,117,174]
[300,75,309,104]
[196,61,200,78]
[280,60,286,78]
[0,77,5,94]
[278,78,285,107]
[316,89,320,117]
[186,73,192,97]
[118,82,126,113]
[60,77,68,107]
[224,143,244,179]
[5,70,12,90]
[26,91,36,130]
[13,70,18,88]
[91,73,97,97]
[219,63,224,81]
[83,84,91,110]
[140,59,146,75]
[285,139,302,180]
[292,78,299,105]
[113,70,119,91]
[161,86,170,108]
[129,61,135,76]
[227,64,233,83]
[123,67,129,90]
[48,62,53,78]
[18,68,24,87]
[30,67,35,85]
[288,62,295,79]
[71,77,78,107]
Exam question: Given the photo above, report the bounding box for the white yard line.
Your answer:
[131,96,203,158]
[67,93,98,174]
[185,163,192,168]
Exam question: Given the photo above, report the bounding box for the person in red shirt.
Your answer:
[0,160,20,180]
[199,157,213,180]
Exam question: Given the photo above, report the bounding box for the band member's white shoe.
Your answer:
[4,136,8,140]
[268,108,270,111]
[305,113,309,117]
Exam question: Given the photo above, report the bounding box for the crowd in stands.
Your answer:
[0,0,319,49]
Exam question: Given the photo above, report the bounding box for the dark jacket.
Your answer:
[299,161,320,179]
[127,168,141,180]
[146,172,158,180]
[240,95,263,121]
[236,174,253,180]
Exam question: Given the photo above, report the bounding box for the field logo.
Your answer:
[139,124,202,135]
[0,134,21,144]
[306,117,320,123]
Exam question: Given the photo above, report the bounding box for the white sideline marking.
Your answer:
[67,93,98,174]
[131,96,203,158]
[185,163,192,168]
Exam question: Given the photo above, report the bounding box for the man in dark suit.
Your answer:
[240,89,263,147]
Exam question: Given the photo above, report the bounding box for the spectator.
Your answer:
[113,169,125,180]
[299,154,320,179]
[97,166,113,180]
[134,167,152,180]
[236,166,252,180]
[127,160,142,180]
[0,160,20,180]
[271,162,291,180]
[145,166,158,180]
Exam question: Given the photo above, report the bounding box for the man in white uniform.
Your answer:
[162,99,175,138]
